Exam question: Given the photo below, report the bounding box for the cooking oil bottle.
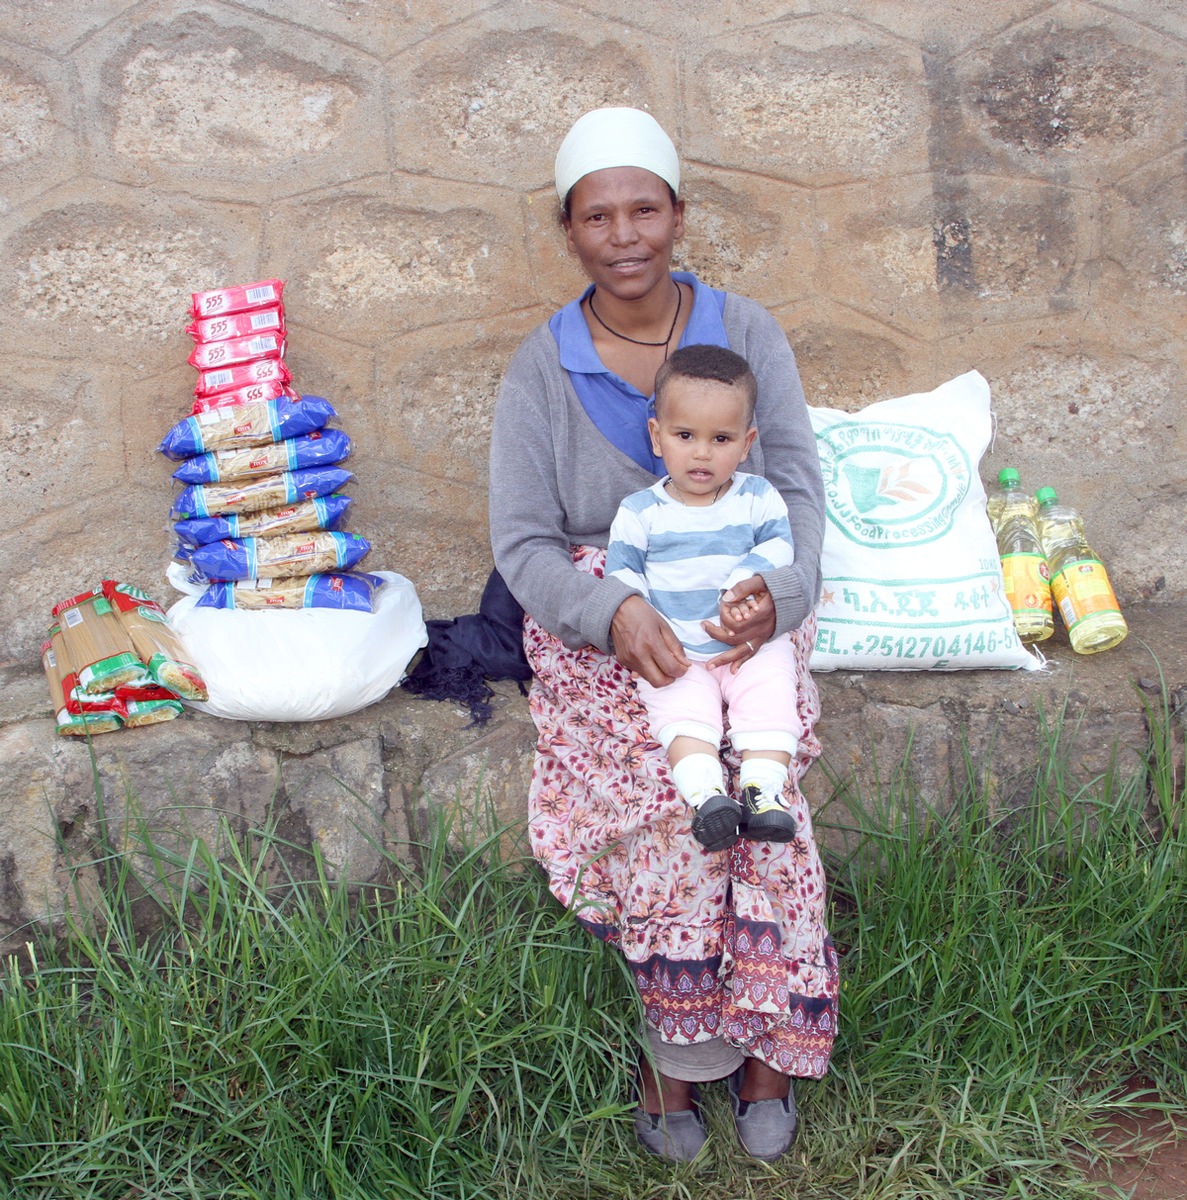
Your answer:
[1035,487,1128,654]
[988,468,1053,643]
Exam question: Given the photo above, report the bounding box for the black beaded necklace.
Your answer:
[587,281,682,355]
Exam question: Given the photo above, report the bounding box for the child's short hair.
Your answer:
[654,344,758,423]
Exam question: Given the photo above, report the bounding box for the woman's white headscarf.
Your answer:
[554,107,680,201]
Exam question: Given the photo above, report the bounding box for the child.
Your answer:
[605,344,802,853]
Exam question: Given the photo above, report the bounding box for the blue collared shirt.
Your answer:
[548,271,729,473]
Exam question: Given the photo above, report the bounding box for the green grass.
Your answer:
[1,693,1183,1199]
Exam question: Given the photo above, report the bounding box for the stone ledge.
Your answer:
[1,604,1182,957]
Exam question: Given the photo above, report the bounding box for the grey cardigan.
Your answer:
[489,292,825,654]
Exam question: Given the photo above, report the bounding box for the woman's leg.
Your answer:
[522,550,836,1120]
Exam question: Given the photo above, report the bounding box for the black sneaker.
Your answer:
[690,793,744,852]
[740,785,796,843]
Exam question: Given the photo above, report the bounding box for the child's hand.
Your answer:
[725,593,763,624]
[720,577,768,626]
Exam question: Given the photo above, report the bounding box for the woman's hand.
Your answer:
[703,576,776,673]
[611,595,689,687]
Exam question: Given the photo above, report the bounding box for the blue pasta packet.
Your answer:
[172,428,351,484]
[196,572,384,612]
[189,531,371,582]
[174,493,352,549]
[158,395,337,460]
[171,466,353,520]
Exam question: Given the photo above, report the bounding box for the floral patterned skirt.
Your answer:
[524,546,839,1079]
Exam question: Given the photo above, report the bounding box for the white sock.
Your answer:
[739,758,790,805]
[671,753,727,809]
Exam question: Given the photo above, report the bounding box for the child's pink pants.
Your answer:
[636,633,801,756]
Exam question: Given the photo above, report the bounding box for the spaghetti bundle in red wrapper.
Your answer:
[101,581,208,701]
[42,630,122,736]
[51,591,144,695]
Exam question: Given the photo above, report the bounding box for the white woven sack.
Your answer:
[808,371,1041,672]
[167,571,428,720]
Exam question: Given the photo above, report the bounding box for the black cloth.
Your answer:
[401,569,530,724]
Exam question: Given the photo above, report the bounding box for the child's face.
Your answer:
[648,376,757,505]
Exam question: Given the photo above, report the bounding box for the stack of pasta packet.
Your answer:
[42,582,208,737]
[163,280,381,612]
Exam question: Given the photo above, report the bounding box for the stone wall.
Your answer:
[1,0,1184,665]
[1,600,1183,957]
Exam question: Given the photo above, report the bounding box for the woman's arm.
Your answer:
[489,330,640,652]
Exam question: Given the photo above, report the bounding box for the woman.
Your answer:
[489,107,838,1163]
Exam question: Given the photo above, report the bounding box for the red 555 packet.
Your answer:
[191,379,295,415]
[187,305,285,344]
[188,332,284,370]
[190,279,284,319]
[195,357,291,400]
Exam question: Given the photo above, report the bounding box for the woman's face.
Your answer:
[563,166,685,303]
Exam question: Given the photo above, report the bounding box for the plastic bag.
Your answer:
[195,571,381,611]
[159,395,336,460]
[172,466,353,519]
[167,571,428,721]
[172,429,351,485]
[189,531,370,582]
[174,494,352,548]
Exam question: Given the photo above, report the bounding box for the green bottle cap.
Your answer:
[998,468,1020,487]
[1035,486,1058,505]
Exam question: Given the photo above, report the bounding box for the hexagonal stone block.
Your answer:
[387,9,671,189]
[74,8,387,198]
[372,317,533,487]
[948,4,1187,185]
[813,173,942,339]
[781,300,914,410]
[846,0,1057,54]
[0,0,140,55]
[231,0,495,60]
[675,166,815,312]
[345,464,489,620]
[1,356,125,518]
[262,182,532,340]
[0,186,254,361]
[1103,157,1187,308]
[686,16,930,186]
[928,175,1097,322]
[0,43,79,218]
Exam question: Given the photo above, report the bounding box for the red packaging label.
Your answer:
[190,280,284,319]
[187,332,284,370]
[187,306,285,344]
[190,380,295,415]
[194,358,291,399]
[51,589,100,618]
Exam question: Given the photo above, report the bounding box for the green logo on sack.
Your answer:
[817,420,971,546]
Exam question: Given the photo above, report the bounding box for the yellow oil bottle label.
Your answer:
[1050,558,1121,628]
[1001,552,1052,617]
